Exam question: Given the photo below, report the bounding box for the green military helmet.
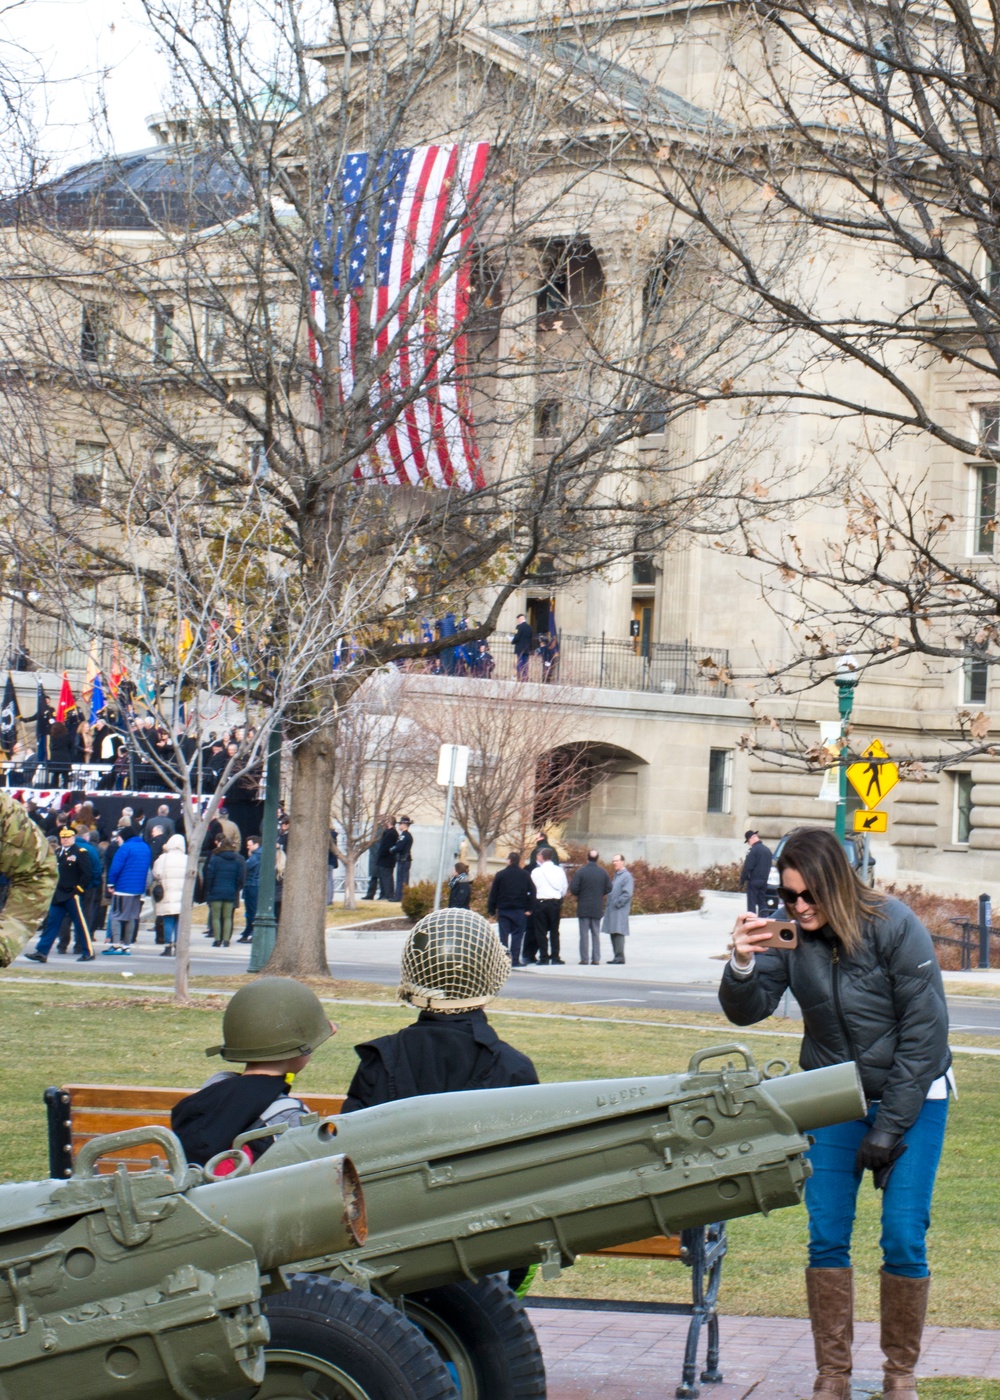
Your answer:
[207,977,334,1061]
[399,907,511,1013]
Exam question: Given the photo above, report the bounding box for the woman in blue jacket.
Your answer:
[104,827,152,955]
[203,836,246,947]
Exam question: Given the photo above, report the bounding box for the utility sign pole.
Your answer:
[433,744,470,911]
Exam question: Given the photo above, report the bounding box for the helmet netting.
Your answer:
[400,908,511,1012]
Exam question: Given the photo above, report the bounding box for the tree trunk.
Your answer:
[266,724,336,976]
[476,843,489,876]
[343,852,357,909]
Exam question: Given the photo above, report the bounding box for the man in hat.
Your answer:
[0,791,58,967]
[25,826,94,963]
[740,830,773,915]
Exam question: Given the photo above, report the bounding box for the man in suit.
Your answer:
[512,613,533,680]
[740,830,773,915]
[363,818,398,901]
[392,818,414,900]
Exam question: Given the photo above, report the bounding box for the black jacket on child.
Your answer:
[342,1009,538,1111]
[171,1072,306,1166]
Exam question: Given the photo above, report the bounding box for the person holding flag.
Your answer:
[0,791,57,967]
[34,680,50,765]
[25,826,96,962]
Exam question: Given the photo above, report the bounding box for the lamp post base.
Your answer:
[248,914,278,973]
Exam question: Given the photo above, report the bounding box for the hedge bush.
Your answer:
[698,860,744,892]
[879,882,1000,971]
[400,876,492,921]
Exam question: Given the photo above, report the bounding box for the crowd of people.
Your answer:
[17,787,285,961]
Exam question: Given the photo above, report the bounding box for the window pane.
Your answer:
[976,465,997,553]
[955,772,973,843]
[73,443,105,507]
[964,659,989,705]
[154,307,174,362]
[707,749,732,813]
[534,399,561,437]
[980,406,1000,448]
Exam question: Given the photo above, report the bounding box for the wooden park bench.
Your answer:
[44,1083,726,1399]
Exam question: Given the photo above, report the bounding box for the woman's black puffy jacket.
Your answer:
[719,897,950,1136]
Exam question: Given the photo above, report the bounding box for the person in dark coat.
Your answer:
[569,849,612,964]
[487,851,533,967]
[740,830,772,914]
[203,836,246,947]
[512,613,533,680]
[527,831,560,870]
[343,908,538,1111]
[447,861,472,908]
[26,827,95,962]
[720,826,951,1400]
[46,721,73,785]
[363,817,398,901]
[391,818,413,900]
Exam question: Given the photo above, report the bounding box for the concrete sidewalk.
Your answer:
[530,1305,1000,1398]
[327,889,743,984]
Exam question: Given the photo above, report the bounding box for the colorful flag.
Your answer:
[35,680,48,761]
[178,617,195,663]
[88,671,105,722]
[109,644,126,697]
[55,672,75,722]
[311,143,490,492]
[137,654,156,707]
[0,674,18,754]
[83,637,100,704]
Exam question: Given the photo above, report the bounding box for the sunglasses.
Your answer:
[777,885,817,908]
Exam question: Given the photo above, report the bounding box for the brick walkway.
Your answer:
[529,1305,1000,1399]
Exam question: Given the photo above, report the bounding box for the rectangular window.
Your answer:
[534,399,561,438]
[707,749,733,814]
[980,404,1000,448]
[974,463,997,554]
[153,305,174,362]
[203,306,226,365]
[80,303,111,364]
[632,556,656,586]
[72,442,106,507]
[954,772,973,843]
[964,658,989,705]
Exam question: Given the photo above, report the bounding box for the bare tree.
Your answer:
[330,672,434,906]
[409,676,610,873]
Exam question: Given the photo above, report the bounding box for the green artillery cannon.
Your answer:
[236,1045,864,1398]
[248,1045,863,1295]
[0,1126,366,1400]
[1,1046,864,1400]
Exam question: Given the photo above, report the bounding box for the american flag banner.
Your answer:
[310,142,490,492]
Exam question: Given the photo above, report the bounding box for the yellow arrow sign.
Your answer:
[847,740,899,809]
[854,809,888,833]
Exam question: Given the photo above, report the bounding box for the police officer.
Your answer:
[740,830,773,915]
[171,977,337,1168]
[343,908,539,1110]
[0,791,57,968]
[25,827,93,962]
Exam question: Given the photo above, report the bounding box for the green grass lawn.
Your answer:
[922,1386,1000,1400]
[2,973,998,1335]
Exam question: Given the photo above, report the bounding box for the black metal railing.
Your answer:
[0,614,97,674]
[427,633,730,697]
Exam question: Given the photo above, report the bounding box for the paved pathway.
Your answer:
[529,1305,1000,1398]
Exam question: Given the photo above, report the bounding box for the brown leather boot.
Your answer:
[805,1266,854,1398]
[880,1270,930,1398]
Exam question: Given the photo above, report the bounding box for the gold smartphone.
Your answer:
[758,919,798,950]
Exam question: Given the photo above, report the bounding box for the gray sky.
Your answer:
[3,0,169,169]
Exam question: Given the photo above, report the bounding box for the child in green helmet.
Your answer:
[171,976,336,1168]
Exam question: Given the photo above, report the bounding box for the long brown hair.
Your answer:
[777,826,885,954]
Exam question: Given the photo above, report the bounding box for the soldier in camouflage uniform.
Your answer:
[0,791,58,967]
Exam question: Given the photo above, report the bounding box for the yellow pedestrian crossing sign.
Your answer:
[854,809,888,833]
[847,740,899,809]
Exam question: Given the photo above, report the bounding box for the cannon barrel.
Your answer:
[250,1046,865,1295]
[0,1127,365,1400]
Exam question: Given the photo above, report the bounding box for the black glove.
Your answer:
[855,1128,906,1190]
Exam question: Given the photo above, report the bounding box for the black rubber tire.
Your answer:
[402,1275,546,1400]
[261,1273,460,1400]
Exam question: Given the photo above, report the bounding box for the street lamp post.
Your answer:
[834,654,859,843]
[248,723,282,973]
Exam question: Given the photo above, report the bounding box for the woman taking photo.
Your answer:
[719,826,951,1400]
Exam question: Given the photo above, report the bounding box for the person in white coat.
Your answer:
[152,833,188,958]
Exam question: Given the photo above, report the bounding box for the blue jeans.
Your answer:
[497,909,526,966]
[805,1097,948,1278]
[161,914,178,945]
[243,886,258,938]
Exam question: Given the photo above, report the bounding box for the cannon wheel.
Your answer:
[259,1274,459,1400]
[402,1276,546,1400]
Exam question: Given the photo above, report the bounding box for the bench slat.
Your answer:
[63,1084,346,1115]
